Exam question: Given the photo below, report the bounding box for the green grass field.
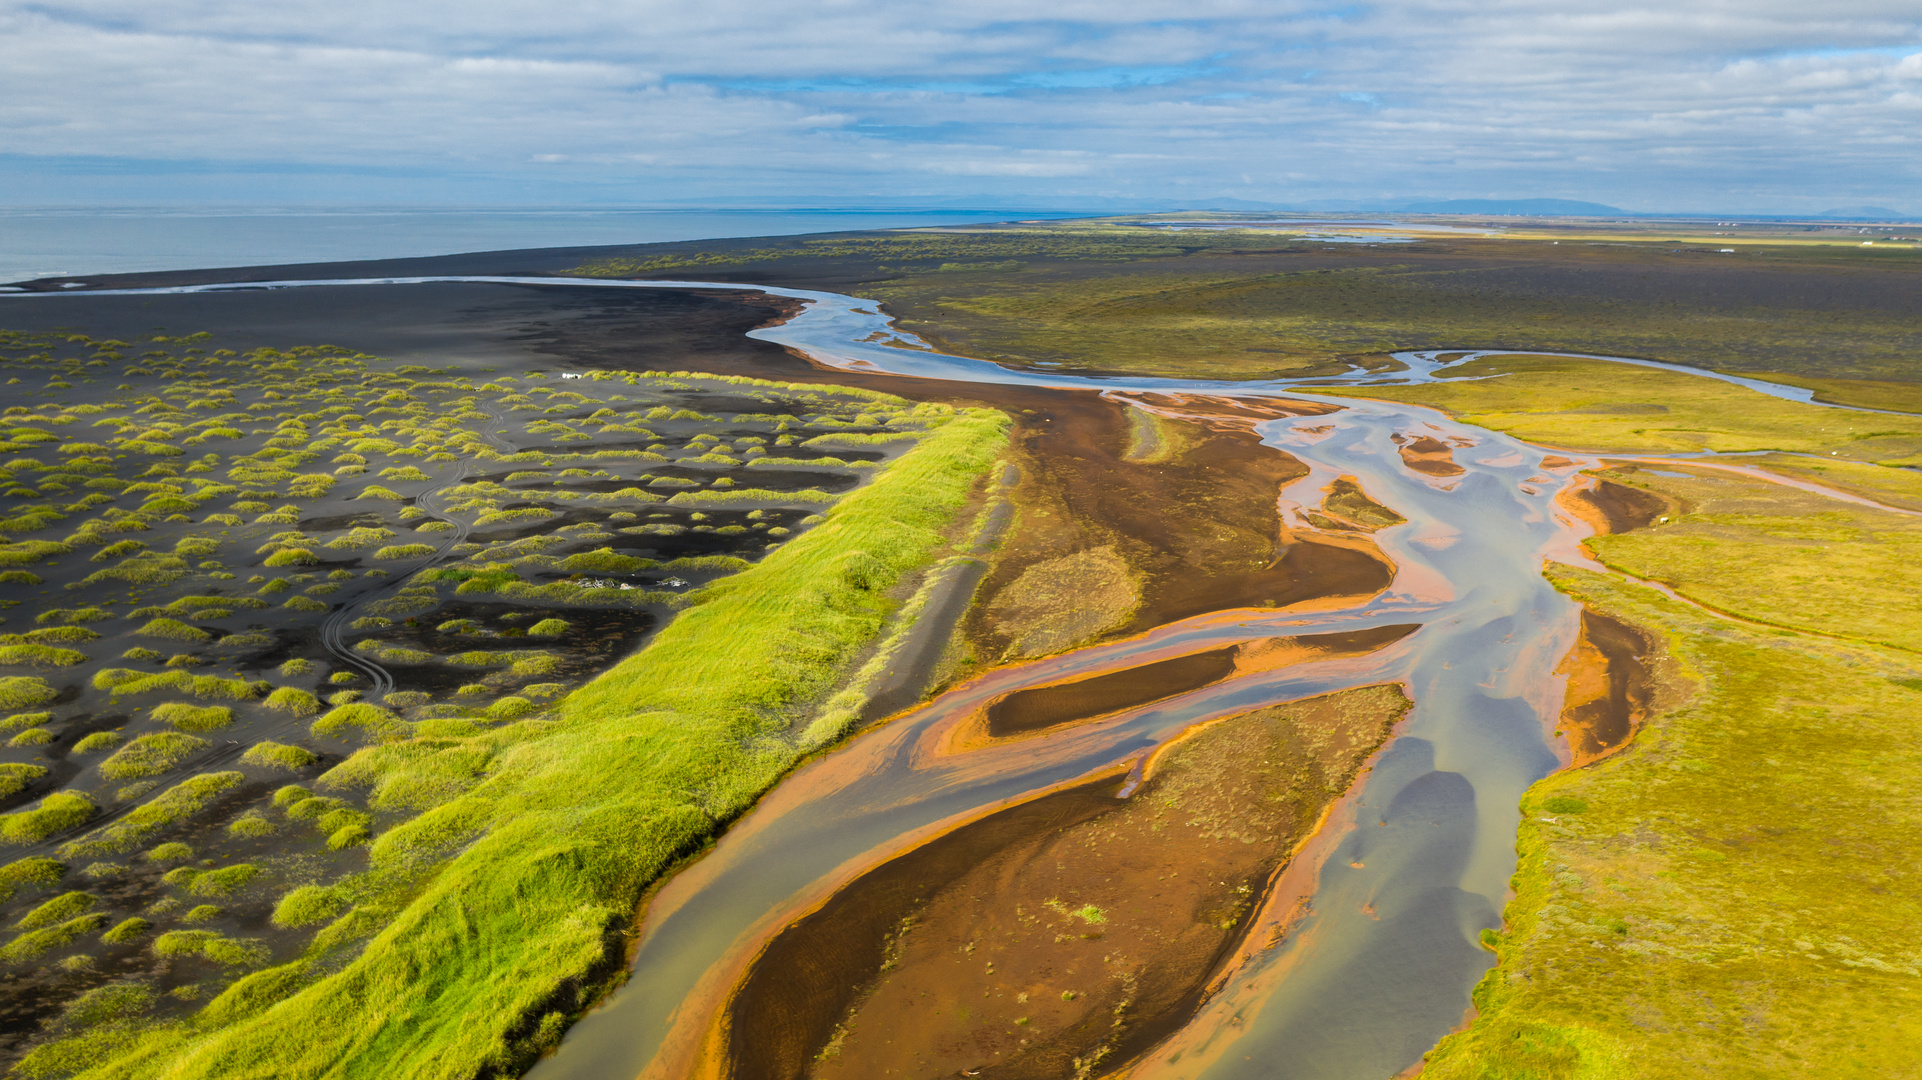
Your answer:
[1424,565,1922,1080]
[572,219,1922,384]
[1421,468,1922,1079]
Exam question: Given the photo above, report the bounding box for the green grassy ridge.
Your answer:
[1422,566,1922,1079]
[64,406,1009,1080]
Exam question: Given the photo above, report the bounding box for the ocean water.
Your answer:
[0,206,1081,284]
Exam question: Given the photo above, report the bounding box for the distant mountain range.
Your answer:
[1815,206,1909,220]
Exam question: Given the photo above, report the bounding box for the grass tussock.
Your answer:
[240,742,318,772]
[0,645,88,667]
[0,677,58,710]
[0,763,49,798]
[263,688,321,716]
[58,773,240,858]
[98,733,212,781]
[150,703,234,733]
[1,792,96,845]
[0,857,65,902]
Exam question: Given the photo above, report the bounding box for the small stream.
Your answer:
[6,275,1886,1078]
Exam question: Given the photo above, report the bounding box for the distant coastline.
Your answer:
[0,206,1085,285]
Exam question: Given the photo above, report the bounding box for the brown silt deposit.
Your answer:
[720,684,1413,1080]
[1557,470,1674,534]
[1555,609,1656,765]
[986,646,1241,737]
[1395,434,1466,477]
[966,387,1392,661]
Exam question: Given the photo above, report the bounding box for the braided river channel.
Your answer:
[532,279,1597,1080]
[17,275,1827,1077]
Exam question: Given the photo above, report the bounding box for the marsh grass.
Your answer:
[1424,565,1922,1079]
[1581,467,1922,650]
[1314,354,1922,465]
[1426,463,1922,1076]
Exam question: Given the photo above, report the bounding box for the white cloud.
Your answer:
[0,0,1917,209]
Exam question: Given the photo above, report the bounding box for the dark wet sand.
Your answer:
[988,647,1241,736]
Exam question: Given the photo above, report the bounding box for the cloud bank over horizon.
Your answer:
[2,0,1918,212]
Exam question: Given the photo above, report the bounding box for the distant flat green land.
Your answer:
[575,218,1922,385]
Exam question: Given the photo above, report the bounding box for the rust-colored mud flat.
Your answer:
[720,684,1413,1080]
[1395,434,1465,477]
[1558,472,1672,534]
[984,625,1419,739]
[962,385,1390,661]
[1555,610,1655,764]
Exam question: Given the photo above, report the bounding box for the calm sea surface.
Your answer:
[0,207,1081,283]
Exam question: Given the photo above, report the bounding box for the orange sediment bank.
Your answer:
[979,625,1420,742]
[1554,469,1673,535]
[1552,609,1657,766]
[715,684,1414,1080]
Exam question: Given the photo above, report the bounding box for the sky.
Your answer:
[2,0,1919,213]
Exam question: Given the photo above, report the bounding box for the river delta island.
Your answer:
[0,217,1918,1080]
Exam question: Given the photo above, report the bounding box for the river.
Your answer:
[0,275,1851,1077]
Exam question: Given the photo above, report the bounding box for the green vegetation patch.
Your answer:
[0,763,49,799]
[0,913,110,962]
[15,889,95,930]
[67,404,1006,1079]
[311,703,407,742]
[98,733,212,781]
[0,676,58,710]
[0,857,63,902]
[59,772,241,857]
[0,643,89,667]
[151,702,235,732]
[1583,467,1922,650]
[134,617,214,643]
[241,742,319,771]
[1,792,96,844]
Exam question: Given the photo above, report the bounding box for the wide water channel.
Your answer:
[8,277,1704,1076]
